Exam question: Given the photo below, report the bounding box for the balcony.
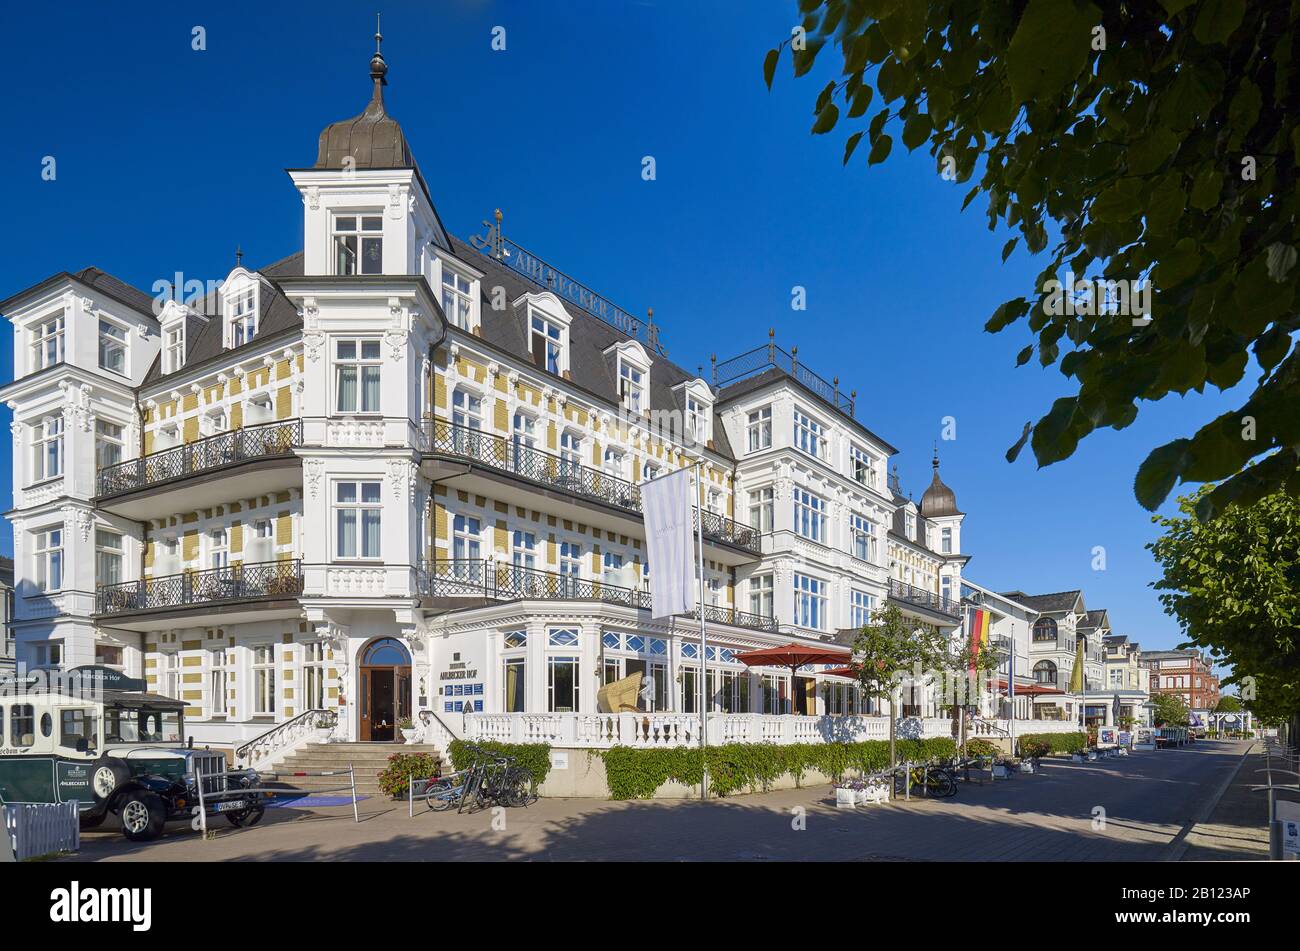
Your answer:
[887,578,961,623]
[417,558,779,634]
[96,419,302,520]
[94,559,304,631]
[420,418,761,561]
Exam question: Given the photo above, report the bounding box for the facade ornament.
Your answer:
[302,298,320,328]
[62,505,94,542]
[388,297,403,322]
[304,186,320,210]
[303,331,325,363]
[386,459,409,499]
[305,459,325,500]
[385,329,407,361]
[79,296,95,315]
[448,341,460,363]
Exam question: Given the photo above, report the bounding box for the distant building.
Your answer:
[1142,648,1221,717]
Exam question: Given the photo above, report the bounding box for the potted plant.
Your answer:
[398,717,419,744]
[1018,739,1050,772]
[313,710,337,743]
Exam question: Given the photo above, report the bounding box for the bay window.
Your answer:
[794,573,827,630]
[98,319,127,373]
[95,419,124,470]
[794,409,825,459]
[335,481,382,559]
[749,487,774,533]
[32,415,63,482]
[35,529,64,591]
[746,406,772,452]
[335,339,381,414]
[334,214,383,276]
[30,314,64,371]
[95,530,123,586]
[794,488,826,543]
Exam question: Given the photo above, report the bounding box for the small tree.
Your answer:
[914,622,1001,752]
[853,604,926,770]
[1150,693,1191,728]
[1215,695,1243,713]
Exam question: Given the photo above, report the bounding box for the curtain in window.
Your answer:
[337,509,357,558]
[362,366,380,412]
[362,510,381,557]
[337,366,357,412]
[505,660,524,712]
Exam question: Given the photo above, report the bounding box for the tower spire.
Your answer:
[370,12,388,94]
[933,441,939,472]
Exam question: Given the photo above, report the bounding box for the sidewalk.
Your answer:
[1178,743,1300,861]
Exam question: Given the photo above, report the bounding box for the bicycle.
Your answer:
[892,761,958,799]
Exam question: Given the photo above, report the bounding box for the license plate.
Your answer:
[213,800,248,813]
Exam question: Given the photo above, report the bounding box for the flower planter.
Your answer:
[401,728,419,745]
[1019,760,1037,774]
[313,728,334,744]
[835,787,857,809]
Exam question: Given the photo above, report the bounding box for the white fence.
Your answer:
[3,801,79,861]
[464,713,1084,749]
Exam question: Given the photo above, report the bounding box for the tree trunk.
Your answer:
[889,693,897,770]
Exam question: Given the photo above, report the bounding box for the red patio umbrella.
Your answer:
[733,642,852,713]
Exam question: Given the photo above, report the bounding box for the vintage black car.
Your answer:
[0,666,267,841]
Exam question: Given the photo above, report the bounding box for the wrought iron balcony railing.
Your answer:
[421,418,761,555]
[95,559,303,616]
[96,419,302,498]
[887,578,961,619]
[418,559,779,633]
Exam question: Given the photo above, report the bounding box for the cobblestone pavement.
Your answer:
[1178,744,1299,861]
[64,739,1252,862]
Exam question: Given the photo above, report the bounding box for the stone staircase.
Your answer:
[267,742,446,799]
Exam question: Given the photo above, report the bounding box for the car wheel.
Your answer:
[119,791,166,842]
[91,758,130,802]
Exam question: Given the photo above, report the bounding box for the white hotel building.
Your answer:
[2,47,1075,765]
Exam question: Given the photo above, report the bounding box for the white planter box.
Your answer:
[835,787,857,809]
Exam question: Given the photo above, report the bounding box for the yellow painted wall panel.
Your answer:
[182,530,198,563]
[276,386,291,419]
[183,416,199,443]
[276,513,292,546]
[230,521,243,553]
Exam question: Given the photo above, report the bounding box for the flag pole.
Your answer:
[695,461,708,801]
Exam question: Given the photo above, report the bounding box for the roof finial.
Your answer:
[933,441,939,472]
[370,12,388,92]
[236,245,243,267]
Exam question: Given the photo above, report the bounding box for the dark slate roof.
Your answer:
[999,590,1083,614]
[452,236,737,460]
[1079,609,1108,630]
[919,454,961,518]
[715,366,899,455]
[1103,633,1128,645]
[0,266,158,318]
[143,252,305,387]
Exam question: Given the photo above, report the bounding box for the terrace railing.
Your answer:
[887,578,961,619]
[418,558,779,633]
[713,338,855,417]
[421,418,761,555]
[96,419,302,497]
[96,559,303,616]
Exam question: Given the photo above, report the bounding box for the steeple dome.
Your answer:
[314,19,415,171]
[919,447,961,518]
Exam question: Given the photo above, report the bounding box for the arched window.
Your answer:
[361,638,411,666]
[1032,617,1058,642]
[1033,660,1057,685]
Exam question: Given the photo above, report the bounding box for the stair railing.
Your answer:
[235,708,331,769]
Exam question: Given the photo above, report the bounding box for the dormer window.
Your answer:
[685,394,711,444]
[31,313,64,372]
[230,289,257,346]
[98,319,128,374]
[618,361,644,414]
[163,324,185,373]
[530,316,564,374]
[441,268,473,329]
[905,511,916,540]
[334,214,383,275]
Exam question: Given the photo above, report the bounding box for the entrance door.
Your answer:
[793,676,815,715]
[358,638,413,742]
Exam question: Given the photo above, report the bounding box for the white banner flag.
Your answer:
[641,467,696,619]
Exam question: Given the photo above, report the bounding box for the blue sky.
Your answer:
[0,1,1245,656]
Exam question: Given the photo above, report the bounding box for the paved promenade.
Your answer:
[67,739,1251,862]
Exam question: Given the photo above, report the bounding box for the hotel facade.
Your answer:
[2,49,1110,765]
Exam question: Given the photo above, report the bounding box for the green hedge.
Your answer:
[447,739,552,788]
[375,751,441,798]
[597,738,958,800]
[1016,732,1087,756]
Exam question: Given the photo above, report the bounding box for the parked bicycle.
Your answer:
[422,744,536,812]
[891,761,958,799]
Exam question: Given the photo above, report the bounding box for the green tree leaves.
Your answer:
[767,1,1299,514]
